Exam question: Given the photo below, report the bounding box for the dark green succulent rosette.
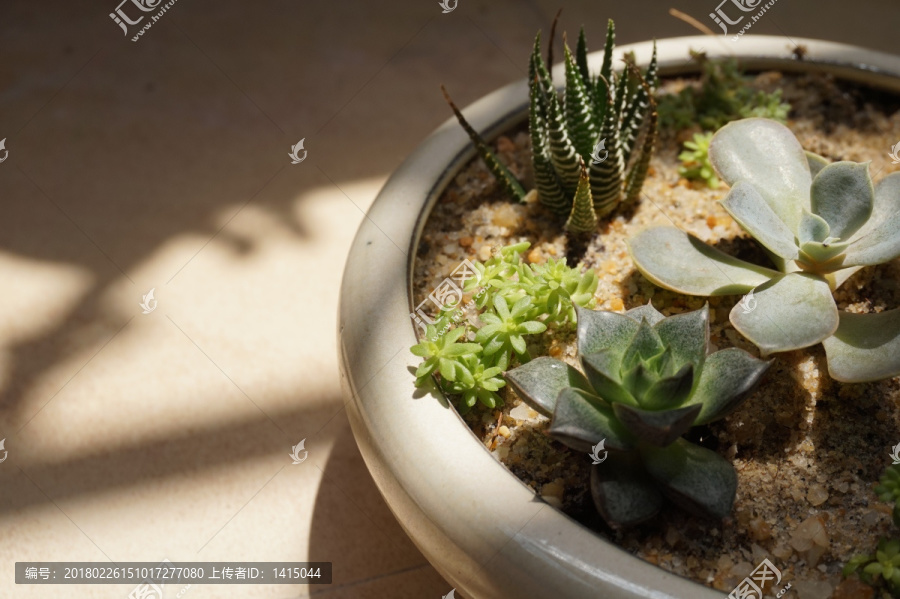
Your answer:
[505,303,770,527]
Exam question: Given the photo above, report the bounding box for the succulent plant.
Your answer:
[411,243,598,414]
[844,538,900,597]
[504,303,770,526]
[442,20,659,234]
[629,118,900,383]
[528,22,659,232]
[877,464,900,527]
[678,131,720,189]
[657,53,791,132]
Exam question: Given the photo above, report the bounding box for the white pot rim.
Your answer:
[338,35,900,599]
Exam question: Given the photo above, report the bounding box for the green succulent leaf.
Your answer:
[611,402,701,447]
[530,73,569,216]
[729,273,838,355]
[805,151,830,178]
[590,79,625,217]
[822,309,900,383]
[850,172,900,241]
[720,180,800,261]
[843,208,900,268]
[687,348,771,424]
[798,238,851,269]
[575,305,640,358]
[549,388,635,452]
[564,44,599,160]
[641,438,737,519]
[441,85,526,201]
[708,118,811,232]
[590,452,663,528]
[628,227,779,296]
[653,304,709,372]
[640,364,695,411]
[798,210,832,245]
[621,318,665,369]
[504,356,592,417]
[625,303,666,326]
[810,161,874,241]
[623,69,658,204]
[565,162,599,234]
[580,350,639,407]
[575,27,591,87]
[594,19,615,118]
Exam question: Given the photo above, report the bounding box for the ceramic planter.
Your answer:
[338,35,900,599]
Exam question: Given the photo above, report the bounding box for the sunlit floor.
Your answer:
[0,1,893,597]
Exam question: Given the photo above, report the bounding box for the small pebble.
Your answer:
[491,204,521,228]
[807,484,829,506]
[527,248,544,264]
[498,425,511,438]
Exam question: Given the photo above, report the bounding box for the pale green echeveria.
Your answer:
[504,303,769,526]
[628,118,900,382]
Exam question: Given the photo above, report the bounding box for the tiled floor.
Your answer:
[0,0,895,597]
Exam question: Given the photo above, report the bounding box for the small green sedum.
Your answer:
[628,117,900,383]
[878,464,900,528]
[505,303,769,527]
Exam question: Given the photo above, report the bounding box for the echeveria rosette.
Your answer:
[504,303,770,527]
[628,118,900,383]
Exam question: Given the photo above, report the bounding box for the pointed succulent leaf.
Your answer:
[441,86,526,201]
[798,238,851,268]
[575,304,640,358]
[530,32,555,99]
[653,304,709,371]
[708,118,811,232]
[798,210,831,245]
[575,27,591,87]
[806,151,830,178]
[620,55,656,164]
[504,356,592,417]
[843,207,900,267]
[544,82,582,196]
[625,303,665,326]
[822,309,900,382]
[644,345,674,378]
[621,318,665,368]
[623,71,658,204]
[687,348,771,424]
[590,79,625,217]
[565,162,599,234]
[594,19,615,120]
[720,181,800,261]
[628,227,779,296]
[564,44,599,159]
[620,361,659,405]
[641,438,737,519]
[850,172,900,241]
[729,273,838,355]
[530,74,569,216]
[549,388,635,452]
[810,161,874,240]
[581,351,639,407]
[590,452,663,528]
[641,364,695,411]
[612,402,702,447]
